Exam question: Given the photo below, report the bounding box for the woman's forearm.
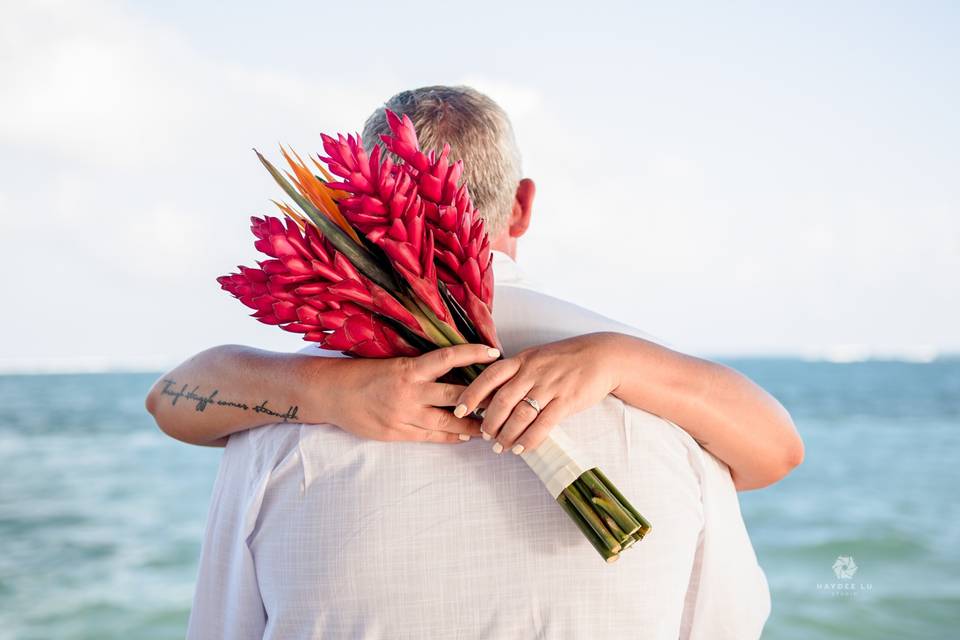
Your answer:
[604,333,804,490]
[145,345,332,446]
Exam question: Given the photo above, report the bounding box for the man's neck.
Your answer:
[489,235,517,260]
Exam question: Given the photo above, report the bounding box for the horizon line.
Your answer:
[1,349,958,375]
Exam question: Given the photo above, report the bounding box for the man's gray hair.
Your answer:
[362,85,522,237]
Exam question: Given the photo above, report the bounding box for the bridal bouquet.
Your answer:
[217,112,651,562]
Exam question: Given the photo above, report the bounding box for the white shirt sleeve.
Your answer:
[186,431,269,640]
[679,447,771,639]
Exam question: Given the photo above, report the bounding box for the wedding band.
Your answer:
[521,396,541,414]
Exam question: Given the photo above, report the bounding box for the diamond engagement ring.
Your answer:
[521,396,541,414]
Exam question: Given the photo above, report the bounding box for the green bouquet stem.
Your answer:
[558,493,620,563]
[564,480,622,554]
[579,472,641,536]
[593,468,653,537]
[558,469,652,563]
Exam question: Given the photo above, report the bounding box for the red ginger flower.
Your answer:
[381,112,496,347]
[217,216,421,357]
[320,132,451,328]
[322,111,498,347]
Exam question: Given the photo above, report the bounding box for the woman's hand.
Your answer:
[318,343,502,444]
[453,333,622,454]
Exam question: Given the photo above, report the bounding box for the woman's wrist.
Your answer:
[603,332,693,411]
[289,353,346,426]
[595,332,637,397]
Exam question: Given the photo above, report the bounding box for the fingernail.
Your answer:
[492,442,504,454]
[511,444,525,455]
[487,348,500,358]
[481,430,492,441]
[458,434,471,441]
[453,403,468,418]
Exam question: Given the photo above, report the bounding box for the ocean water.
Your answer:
[0,359,958,639]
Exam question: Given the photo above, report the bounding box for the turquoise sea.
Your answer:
[1,359,958,639]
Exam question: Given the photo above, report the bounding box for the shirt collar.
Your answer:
[491,249,527,286]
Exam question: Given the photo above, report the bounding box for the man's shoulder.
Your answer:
[492,283,664,353]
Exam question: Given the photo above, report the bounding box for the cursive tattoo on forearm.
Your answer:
[159,378,300,422]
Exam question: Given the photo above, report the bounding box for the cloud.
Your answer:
[457,75,544,119]
[1,1,195,166]
[0,1,381,169]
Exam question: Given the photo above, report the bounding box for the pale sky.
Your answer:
[1,0,957,371]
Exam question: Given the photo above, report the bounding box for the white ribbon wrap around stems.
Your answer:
[520,430,595,499]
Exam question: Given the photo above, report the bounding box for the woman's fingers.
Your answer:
[385,405,482,442]
[511,400,569,453]
[389,424,471,444]
[454,358,522,418]
[479,377,533,444]
[411,344,500,382]
[413,407,483,437]
[420,382,468,408]
[494,387,554,453]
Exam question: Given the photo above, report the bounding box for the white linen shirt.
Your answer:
[186,251,770,639]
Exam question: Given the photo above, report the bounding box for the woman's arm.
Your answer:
[454,332,804,491]
[145,346,318,446]
[603,333,804,490]
[145,343,499,446]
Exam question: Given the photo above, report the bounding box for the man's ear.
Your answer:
[508,178,536,238]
